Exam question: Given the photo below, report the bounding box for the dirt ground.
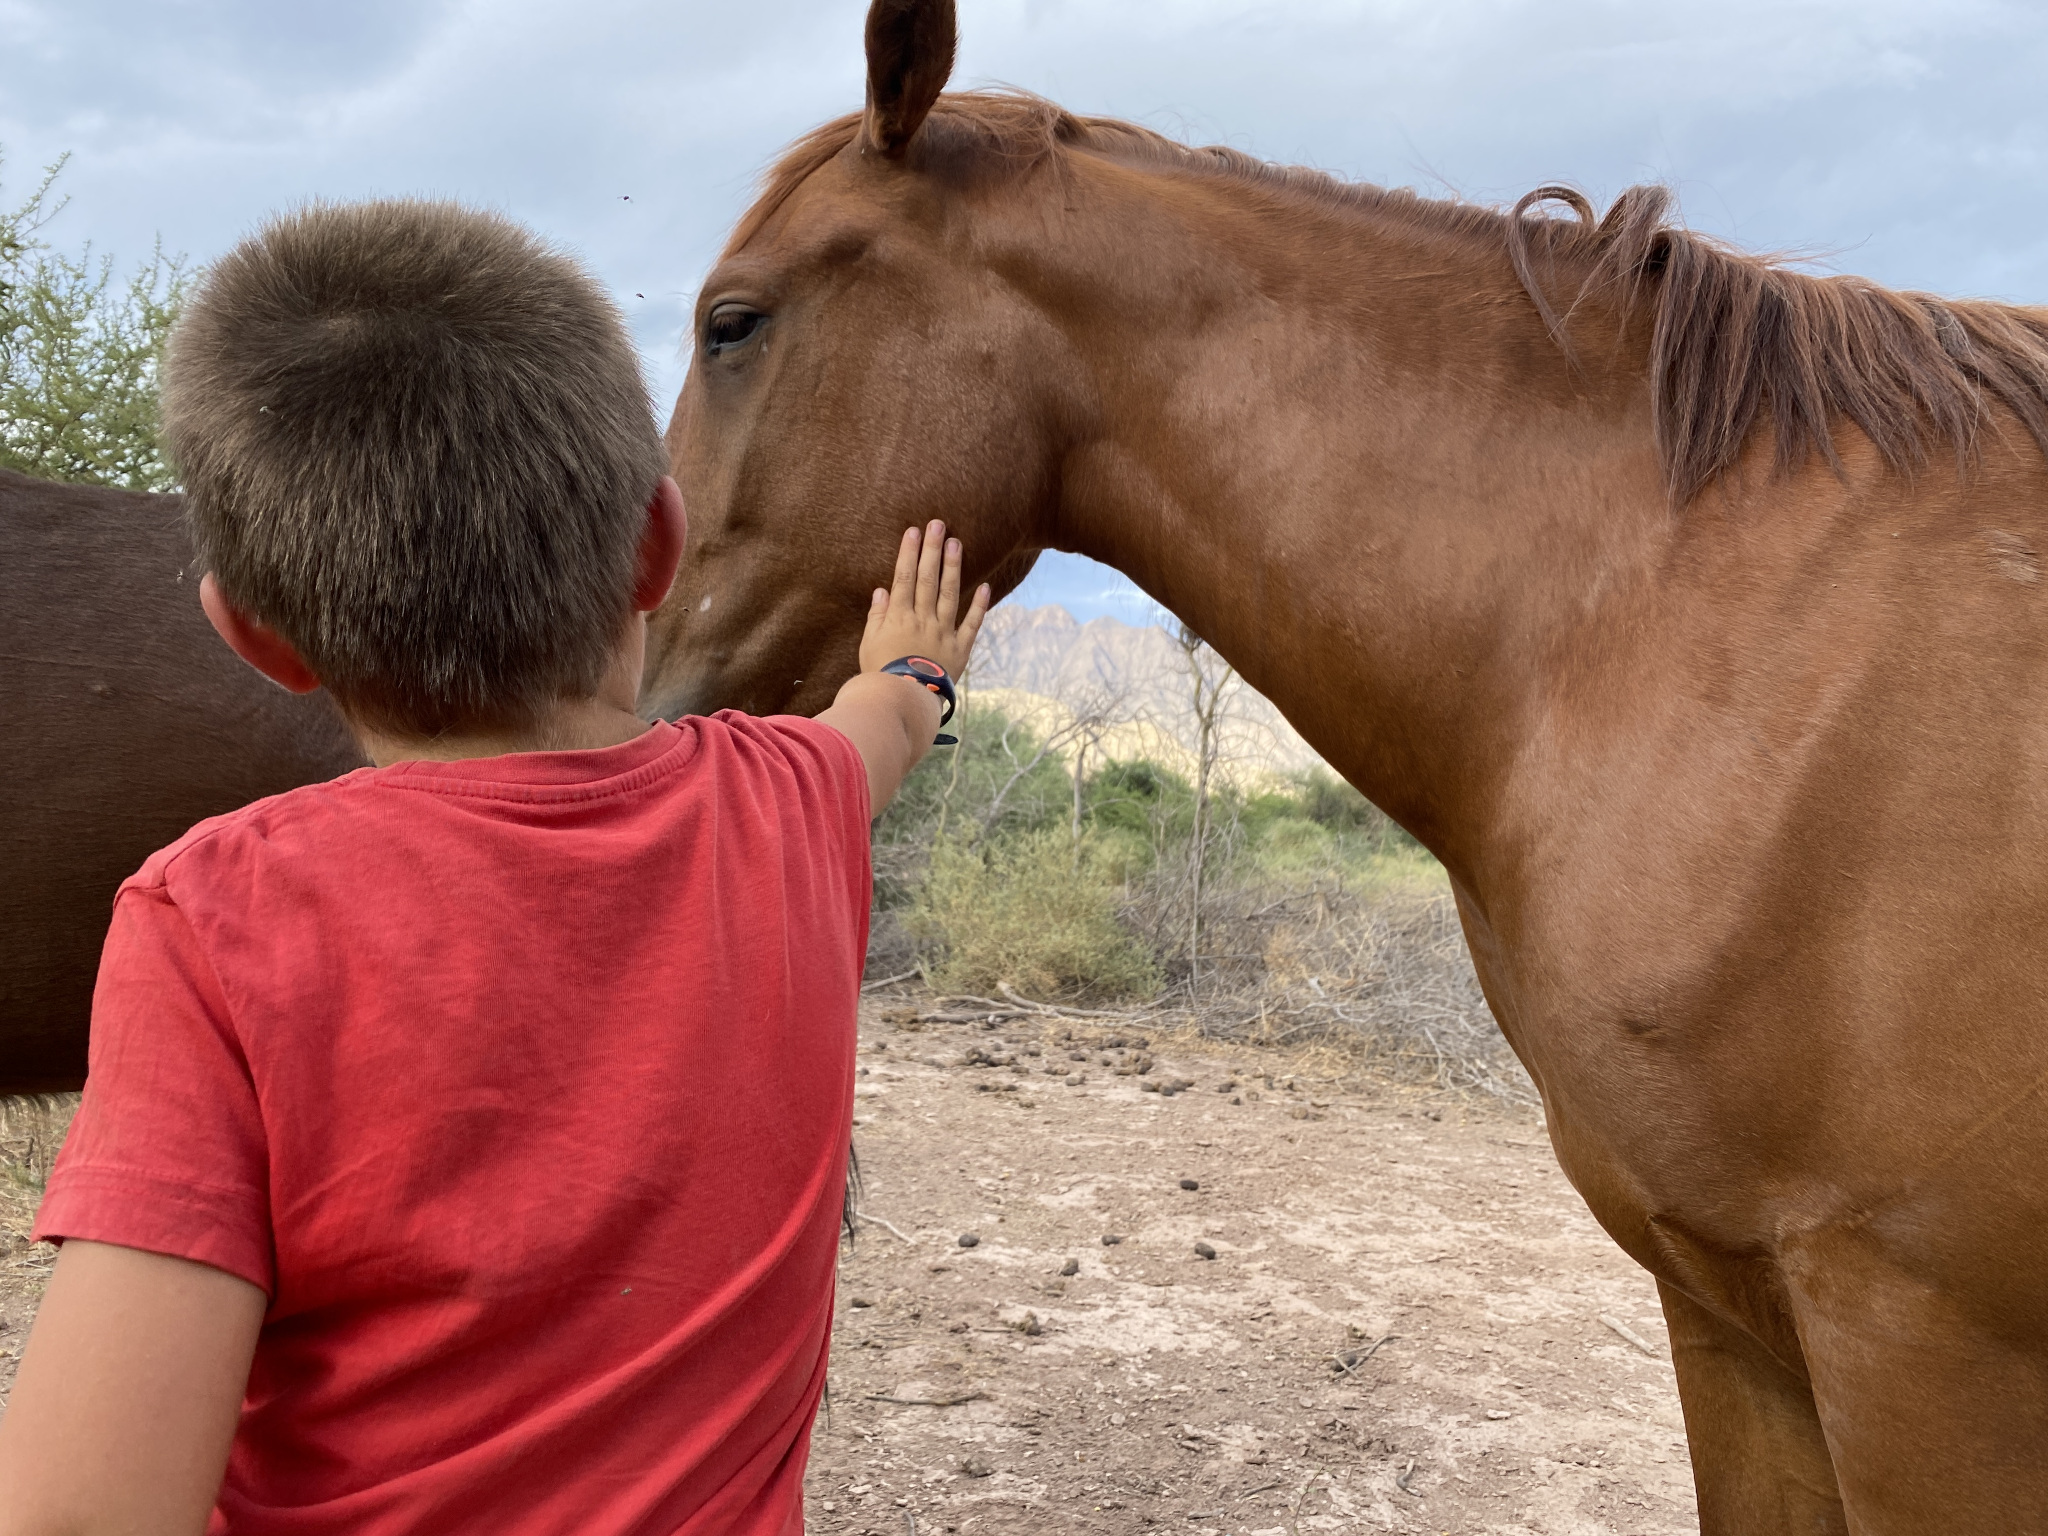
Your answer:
[0,1002,1701,1535]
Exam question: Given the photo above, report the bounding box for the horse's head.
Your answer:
[642,0,1065,720]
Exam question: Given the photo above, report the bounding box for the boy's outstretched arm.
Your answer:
[818,520,991,815]
[0,1240,265,1536]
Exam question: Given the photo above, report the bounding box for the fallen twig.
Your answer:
[1285,1469,1324,1536]
[864,1391,989,1408]
[1396,1458,1422,1496]
[853,1209,914,1244]
[995,983,1155,1020]
[1330,1333,1399,1377]
[1235,1480,1282,1502]
[1599,1314,1660,1357]
[861,969,923,992]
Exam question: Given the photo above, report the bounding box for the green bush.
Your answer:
[877,705,1074,857]
[1081,758,1194,849]
[1247,815,1337,875]
[1293,766,1418,853]
[911,829,1160,1000]
[1,150,187,490]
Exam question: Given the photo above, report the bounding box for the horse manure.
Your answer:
[1059,1257,1080,1277]
[1194,1241,1218,1260]
[1179,1178,1200,1191]
[957,1232,980,1248]
[1101,1234,1124,1245]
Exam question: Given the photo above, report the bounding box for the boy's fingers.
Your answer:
[914,519,946,613]
[889,527,921,610]
[935,537,962,628]
[956,582,992,653]
[864,587,889,636]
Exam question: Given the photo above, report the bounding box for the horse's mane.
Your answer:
[736,91,2048,505]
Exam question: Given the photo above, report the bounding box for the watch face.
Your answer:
[907,657,944,678]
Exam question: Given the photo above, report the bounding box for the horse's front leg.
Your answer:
[1657,1279,1847,1535]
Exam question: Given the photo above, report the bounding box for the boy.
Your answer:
[0,199,987,1535]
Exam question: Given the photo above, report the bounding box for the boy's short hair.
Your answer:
[163,199,667,736]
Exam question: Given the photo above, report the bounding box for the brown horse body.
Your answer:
[1,470,363,1092]
[646,5,2048,1528]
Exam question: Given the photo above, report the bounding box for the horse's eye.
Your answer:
[706,306,766,355]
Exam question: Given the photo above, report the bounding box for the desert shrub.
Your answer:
[1294,766,1419,853]
[874,706,1071,884]
[910,829,1160,1000]
[1248,815,1336,874]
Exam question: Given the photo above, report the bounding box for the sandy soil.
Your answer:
[0,1004,1701,1535]
[811,1001,1697,1536]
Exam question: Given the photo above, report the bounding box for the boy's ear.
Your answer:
[199,575,321,694]
[634,475,687,613]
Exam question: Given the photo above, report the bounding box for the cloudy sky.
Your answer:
[6,0,2045,621]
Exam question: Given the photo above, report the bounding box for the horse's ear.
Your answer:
[863,0,956,158]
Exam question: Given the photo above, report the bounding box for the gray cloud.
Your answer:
[6,0,2045,616]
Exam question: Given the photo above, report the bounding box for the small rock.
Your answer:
[1427,1108,1443,1121]
[1065,1073,1084,1087]
[1068,1049,1088,1061]
[1109,1412,1126,1426]
[1486,1410,1512,1420]
[1141,1079,1161,1093]
[1229,1095,1242,1105]
[1216,1080,1238,1093]
[1102,1233,1124,1246]
[1060,1257,1080,1276]
[1016,1310,1042,1336]
[1299,1395,1315,1409]
[1179,1178,1200,1191]
[848,1296,874,1309]
[1332,1351,1362,1373]
[958,1232,980,1248]
[1158,1083,1180,1097]
[1194,1240,1218,1260]
[962,1457,993,1478]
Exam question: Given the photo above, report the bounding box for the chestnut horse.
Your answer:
[0,470,363,1092]
[643,2,2048,1530]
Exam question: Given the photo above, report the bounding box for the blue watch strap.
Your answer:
[878,655,959,744]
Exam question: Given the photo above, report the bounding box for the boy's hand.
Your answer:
[860,521,991,680]
[821,521,993,819]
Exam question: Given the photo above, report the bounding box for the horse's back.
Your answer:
[0,469,363,1092]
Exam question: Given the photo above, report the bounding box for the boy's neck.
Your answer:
[354,697,655,769]
[353,625,654,769]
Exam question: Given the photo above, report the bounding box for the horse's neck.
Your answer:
[1035,169,1674,868]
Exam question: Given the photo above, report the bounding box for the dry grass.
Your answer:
[1,1095,77,1246]
[1189,881,1535,1104]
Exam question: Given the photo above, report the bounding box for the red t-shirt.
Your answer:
[35,715,871,1536]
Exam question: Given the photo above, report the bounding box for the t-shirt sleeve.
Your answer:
[717,710,874,919]
[33,877,275,1296]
